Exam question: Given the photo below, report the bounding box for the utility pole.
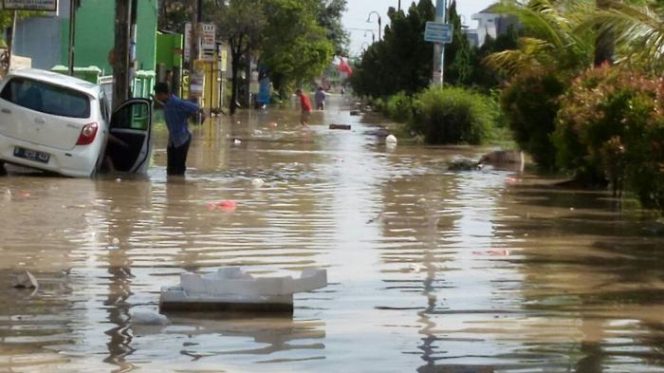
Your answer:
[188,0,204,120]
[113,0,131,109]
[432,0,446,86]
[6,10,17,72]
[67,0,78,76]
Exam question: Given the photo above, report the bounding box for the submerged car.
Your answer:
[0,69,152,177]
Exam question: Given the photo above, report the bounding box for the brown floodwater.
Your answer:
[0,96,663,372]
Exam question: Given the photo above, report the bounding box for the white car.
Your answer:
[0,69,152,177]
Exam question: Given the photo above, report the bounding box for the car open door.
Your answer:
[106,98,152,173]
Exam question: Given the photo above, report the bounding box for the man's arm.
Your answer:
[177,98,200,114]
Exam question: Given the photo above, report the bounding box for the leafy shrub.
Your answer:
[501,69,567,171]
[410,86,497,145]
[555,65,664,209]
[385,91,415,123]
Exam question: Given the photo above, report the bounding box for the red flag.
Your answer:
[338,58,353,76]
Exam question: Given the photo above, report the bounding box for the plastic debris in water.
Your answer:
[386,134,398,146]
[160,267,328,313]
[129,310,170,326]
[12,271,38,290]
[207,200,238,212]
[251,178,265,188]
[233,139,242,145]
[472,249,510,256]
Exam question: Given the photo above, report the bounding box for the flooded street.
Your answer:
[1,96,663,372]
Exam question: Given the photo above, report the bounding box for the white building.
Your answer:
[467,4,519,47]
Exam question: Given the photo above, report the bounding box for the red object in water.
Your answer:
[473,249,510,256]
[207,200,238,212]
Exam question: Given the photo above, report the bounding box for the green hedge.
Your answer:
[409,86,497,145]
[501,69,567,171]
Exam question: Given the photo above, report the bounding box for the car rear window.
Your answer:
[0,77,91,118]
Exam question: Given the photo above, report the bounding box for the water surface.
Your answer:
[0,96,663,372]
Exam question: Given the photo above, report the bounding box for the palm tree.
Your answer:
[483,0,596,76]
[587,0,664,73]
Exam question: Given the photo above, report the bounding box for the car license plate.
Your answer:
[13,147,50,164]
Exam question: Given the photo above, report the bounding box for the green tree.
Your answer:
[350,0,435,97]
[587,0,664,73]
[316,0,349,54]
[444,1,474,85]
[208,0,267,114]
[468,27,519,90]
[484,0,595,76]
[260,0,334,96]
[158,0,191,33]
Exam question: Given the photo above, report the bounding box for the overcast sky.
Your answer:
[343,0,494,56]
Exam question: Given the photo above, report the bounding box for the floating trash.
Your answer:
[472,249,510,257]
[329,124,351,130]
[251,178,265,188]
[207,200,238,212]
[130,310,170,326]
[385,134,398,146]
[12,271,38,290]
[160,267,328,314]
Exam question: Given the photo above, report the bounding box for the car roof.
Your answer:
[6,69,100,97]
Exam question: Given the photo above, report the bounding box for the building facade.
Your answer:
[13,0,157,80]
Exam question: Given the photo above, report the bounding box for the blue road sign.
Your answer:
[424,22,453,44]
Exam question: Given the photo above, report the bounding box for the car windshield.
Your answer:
[0,77,91,119]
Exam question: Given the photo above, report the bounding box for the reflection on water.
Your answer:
[0,96,662,372]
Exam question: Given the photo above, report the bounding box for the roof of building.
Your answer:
[6,69,99,97]
[477,3,503,15]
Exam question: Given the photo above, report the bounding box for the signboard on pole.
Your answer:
[184,22,192,63]
[424,22,452,44]
[200,23,216,62]
[2,0,58,11]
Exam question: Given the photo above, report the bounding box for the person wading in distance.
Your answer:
[296,89,313,126]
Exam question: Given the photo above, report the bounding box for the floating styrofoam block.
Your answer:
[160,267,327,314]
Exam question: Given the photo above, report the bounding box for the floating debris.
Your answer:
[160,267,327,314]
[207,200,238,212]
[12,271,38,290]
[130,310,170,326]
[329,124,351,130]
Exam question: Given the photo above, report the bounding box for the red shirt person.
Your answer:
[296,89,312,126]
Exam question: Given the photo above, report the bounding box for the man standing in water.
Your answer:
[153,83,203,176]
[314,86,327,110]
[296,89,312,126]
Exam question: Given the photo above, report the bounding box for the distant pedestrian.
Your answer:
[295,89,312,126]
[153,82,203,176]
[314,86,327,110]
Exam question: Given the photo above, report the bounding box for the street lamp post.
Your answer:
[367,11,382,42]
[364,30,376,44]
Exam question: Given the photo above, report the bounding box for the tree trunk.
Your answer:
[594,0,614,66]
[229,50,241,115]
[113,0,131,110]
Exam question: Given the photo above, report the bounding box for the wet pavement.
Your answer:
[0,96,663,372]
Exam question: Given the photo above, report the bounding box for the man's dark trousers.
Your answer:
[167,136,191,175]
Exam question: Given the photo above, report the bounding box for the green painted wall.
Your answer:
[156,33,183,69]
[61,0,158,74]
